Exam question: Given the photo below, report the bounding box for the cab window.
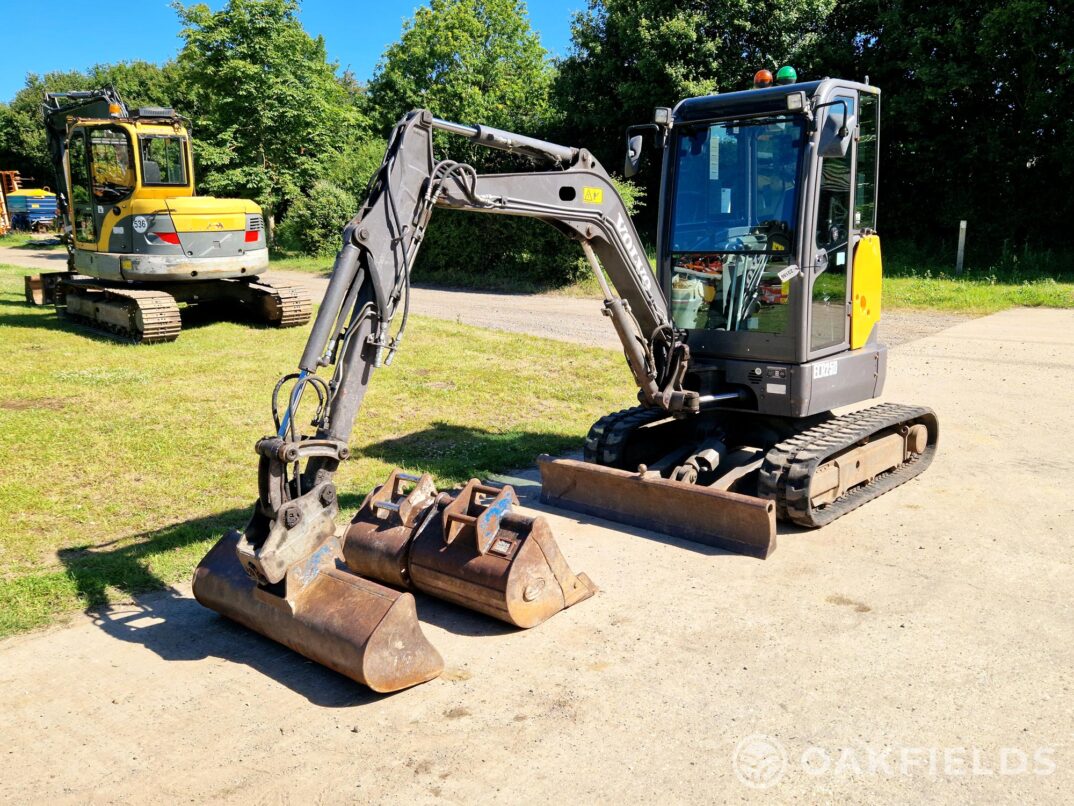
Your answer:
[88,127,135,203]
[68,132,89,204]
[810,94,855,352]
[139,135,187,185]
[856,93,879,230]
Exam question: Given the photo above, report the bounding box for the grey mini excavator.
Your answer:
[194,74,937,692]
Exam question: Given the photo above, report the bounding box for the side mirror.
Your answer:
[624,134,644,178]
[819,109,856,159]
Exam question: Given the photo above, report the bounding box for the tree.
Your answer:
[173,0,361,227]
[806,0,1074,253]
[555,0,835,177]
[0,62,178,187]
[365,0,555,141]
[364,0,589,286]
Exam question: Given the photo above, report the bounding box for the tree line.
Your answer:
[0,0,1068,283]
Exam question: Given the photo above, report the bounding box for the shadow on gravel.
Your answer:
[59,507,385,707]
[89,589,383,708]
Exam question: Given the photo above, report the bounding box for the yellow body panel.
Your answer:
[67,117,262,252]
[164,212,247,232]
[851,234,883,349]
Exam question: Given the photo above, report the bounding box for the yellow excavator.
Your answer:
[24,88,310,342]
[192,73,937,693]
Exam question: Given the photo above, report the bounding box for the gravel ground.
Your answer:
[1,308,1070,803]
[261,269,971,350]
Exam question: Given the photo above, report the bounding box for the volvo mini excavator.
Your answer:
[24,88,311,342]
[194,75,937,692]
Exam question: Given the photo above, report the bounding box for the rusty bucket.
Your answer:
[344,472,596,629]
[193,530,444,693]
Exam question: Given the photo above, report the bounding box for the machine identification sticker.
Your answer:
[813,361,839,379]
[111,226,124,235]
[777,265,800,282]
[583,187,603,204]
[766,383,787,395]
[133,216,149,234]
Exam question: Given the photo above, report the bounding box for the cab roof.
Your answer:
[674,80,826,124]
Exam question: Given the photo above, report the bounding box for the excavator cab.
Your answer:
[654,80,884,417]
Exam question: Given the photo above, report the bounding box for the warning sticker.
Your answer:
[583,187,603,204]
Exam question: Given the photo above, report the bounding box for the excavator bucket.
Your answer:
[344,471,597,628]
[537,456,777,559]
[192,529,444,693]
[24,275,45,306]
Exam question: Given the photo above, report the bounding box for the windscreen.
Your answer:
[668,115,805,333]
[139,135,188,185]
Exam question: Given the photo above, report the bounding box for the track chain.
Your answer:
[61,284,182,344]
[758,403,939,528]
[259,282,312,328]
[583,406,666,468]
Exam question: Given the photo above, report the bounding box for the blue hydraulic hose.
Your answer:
[278,369,309,437]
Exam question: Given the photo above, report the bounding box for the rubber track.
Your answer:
[583,406,666,468]
[758,403,938,528]
[62,284,181,344]
[259,282,312,328]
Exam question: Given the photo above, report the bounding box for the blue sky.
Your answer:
[0,0,583,102]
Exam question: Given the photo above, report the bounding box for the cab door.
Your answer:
[807,91,857,358]
[87,126,136,253]
[66,129,97,250]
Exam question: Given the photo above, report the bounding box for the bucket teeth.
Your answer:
[344,471,597,629]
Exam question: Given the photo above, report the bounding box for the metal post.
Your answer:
[956,220,967,275]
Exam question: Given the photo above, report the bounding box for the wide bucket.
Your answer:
[538,456,777,559]
[193,530,444,693]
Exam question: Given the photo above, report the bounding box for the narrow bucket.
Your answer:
[537,456,777,559]
[193,530,444,693]
[344,474,596,629]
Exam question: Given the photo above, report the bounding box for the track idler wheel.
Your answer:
[344,471,597,628]
[193,530,444,693]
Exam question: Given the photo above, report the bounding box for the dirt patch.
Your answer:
[826,594,872,612]
[0,397,66,411]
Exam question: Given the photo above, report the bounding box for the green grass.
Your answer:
[883,274,1074,314]
[268,249,335,274]
[0,232,64,250]
[0,262,634,637]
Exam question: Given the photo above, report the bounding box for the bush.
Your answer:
[276,180,357,257]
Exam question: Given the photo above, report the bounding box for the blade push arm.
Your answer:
[238,110,696,581]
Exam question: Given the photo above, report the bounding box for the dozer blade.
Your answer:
[537,456,777,559]
[193,530,444,693]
